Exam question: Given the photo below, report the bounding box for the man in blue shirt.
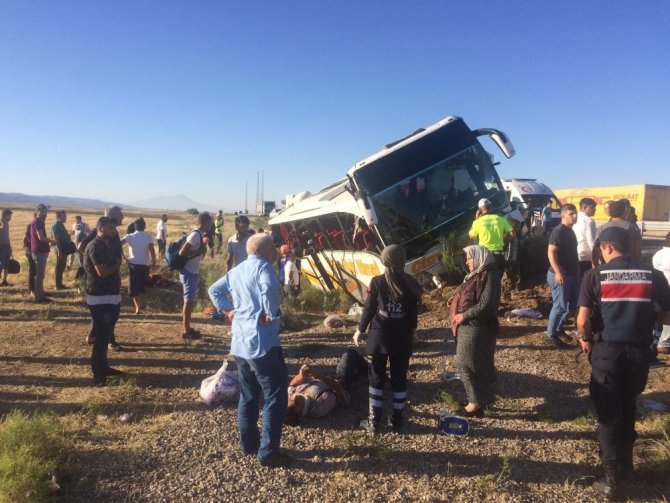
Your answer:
[208,232,292,468]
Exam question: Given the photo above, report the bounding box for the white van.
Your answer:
[502,178,562,230]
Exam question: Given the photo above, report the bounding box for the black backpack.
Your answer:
[165,230,202,270]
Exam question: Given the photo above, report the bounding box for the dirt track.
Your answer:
[1,275,670,502]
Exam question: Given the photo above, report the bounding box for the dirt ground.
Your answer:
[1,205,669,502]
[1,269,670,502]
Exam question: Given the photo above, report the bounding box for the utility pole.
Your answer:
[255,172,260,215]
[245,182,248,214]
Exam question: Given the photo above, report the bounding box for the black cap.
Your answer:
[599,226,631,248]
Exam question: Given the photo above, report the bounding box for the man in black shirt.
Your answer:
[78,206,124,350]
[546,204,579,348]
[577,226,670,499]
[84,217,124,386]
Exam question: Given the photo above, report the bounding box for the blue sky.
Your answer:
[1,1,669,211]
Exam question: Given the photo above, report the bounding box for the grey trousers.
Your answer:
[32,252,49,300]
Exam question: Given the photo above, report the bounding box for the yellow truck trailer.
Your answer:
[554,184,670,221]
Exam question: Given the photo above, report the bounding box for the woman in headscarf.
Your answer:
[353,244,421,433]
[449,245,501,417]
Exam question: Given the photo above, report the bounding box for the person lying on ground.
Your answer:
[285,349,368,426]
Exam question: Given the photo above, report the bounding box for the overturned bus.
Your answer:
[269,115,515,304]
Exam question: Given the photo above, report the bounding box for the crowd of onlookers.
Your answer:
[2,199,670,498]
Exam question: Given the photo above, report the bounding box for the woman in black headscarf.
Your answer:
[353,244,421,433]
[449,245,501,417]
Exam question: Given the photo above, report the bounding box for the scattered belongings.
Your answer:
[504,308,543,319]
[323,314,346,328]
[438,413,470,436]
[199,361,240,406]
[641,398,669,412]
[348,303,363,317]
[442,372,461,383]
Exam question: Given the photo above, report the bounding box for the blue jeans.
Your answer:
[547,270,579,338]
[88,303,121,382]
[234,346,288,460]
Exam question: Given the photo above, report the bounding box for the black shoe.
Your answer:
[388,412,404,432]
[0,281,10,287]
[358,418,380,434]
[182,330,202,340]
[105,367,125,376]
[259,451,295,468]
[35,297,53,304]
[93,378,106,387]
[592,467,619,500]
[547,337,571,349]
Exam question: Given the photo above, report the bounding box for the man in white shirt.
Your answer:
[156,214,168,261]
[121,218,156,314]
[283,251,300,297]
[69,215,91,269]
[226,215,253,271]
[653,232,670,353]
[178,212,212,339]
[573,197,597,281]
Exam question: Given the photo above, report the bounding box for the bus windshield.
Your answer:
[369,143,506,258]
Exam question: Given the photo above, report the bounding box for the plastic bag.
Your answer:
[348,304,363,317]
[199,361,240,405]
[504,308,543,319]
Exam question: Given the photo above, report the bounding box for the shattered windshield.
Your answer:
[371,143,505,258]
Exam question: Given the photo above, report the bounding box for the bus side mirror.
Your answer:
[490,132,516,159]
[474,128,516,159]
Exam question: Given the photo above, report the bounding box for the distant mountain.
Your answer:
[127,194,220,212]
[0,192,126,209]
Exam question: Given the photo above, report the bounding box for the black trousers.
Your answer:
[55,251,67,287]
[589,341,649,467]
[335,349,368,390]
[88,303,121,383]
[128,264,149,297]
[368,352,410,416]
[491,252,506,273]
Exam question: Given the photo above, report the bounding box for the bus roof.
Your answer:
[347,116,461,178]
[268,177,362,225]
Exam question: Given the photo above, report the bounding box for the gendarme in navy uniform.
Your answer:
[577,226,670,500]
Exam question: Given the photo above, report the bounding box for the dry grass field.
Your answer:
[1,205,669,502]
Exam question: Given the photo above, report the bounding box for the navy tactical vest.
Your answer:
[596,258,654,345]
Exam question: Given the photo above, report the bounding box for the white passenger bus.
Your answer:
[269,116,516,304]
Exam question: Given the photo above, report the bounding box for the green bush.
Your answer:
[0,411,64,503]
[297,281,325,312]
[186,208,199,215]
[196,260,225,310]
[438,231,465,284]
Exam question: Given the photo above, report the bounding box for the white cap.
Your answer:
[477,198,491,208]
